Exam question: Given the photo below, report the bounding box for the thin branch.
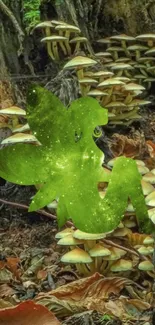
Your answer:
[0,198,73,227]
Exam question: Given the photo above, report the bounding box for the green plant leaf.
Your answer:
[0,86,152,233]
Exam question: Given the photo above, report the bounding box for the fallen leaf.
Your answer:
[109,133,146,158]
[36,273,136,317]
[0,300,61,325]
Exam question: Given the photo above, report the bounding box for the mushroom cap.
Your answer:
[110,259,133,272]
[95,52,112,57]
[1,133,38,145]
[137,246,154,255]
[151,169,155,175]
[55,228,74,239]
[51,20,68,26]
[34,21,53,29]
[123,83,145,91]
[141,180,154,196]
[138,260,154,271]
[70,36,88,43]
[111,63,134,70]
[93,71,114,77]
[144,78,155,82]
[97,78,125,87]
[107,46,125,52]
[123,220,136,228]
[0,106,26,116]
[73,229,106,240]
[127,45,148,51]
[145,191,155,207]
[107,158,117,168]
[61,248,92,263]
[89,244,111,257]
[115,76,130,82]
[135,160,145,166]
[145,47,155,55]
[79,78,98,84]
[143,236,154,244]
[137,165,150,175]
[143,172,155,184]
[12,123,30,133]
[126,203,135,212]
[57,234,84,245]
[138,56,155,62]
[97,37,112,44]
[55,24,80,33]
[134,74,147,80]
[148,208,155,224]
[104,247,126,260]
[106,101,127,108]
[110,34,135,41]
[112,227,132,236]
[63,56,97,70]
[41,35,68,42]
[136,33,155,41]
[87,90,108,96]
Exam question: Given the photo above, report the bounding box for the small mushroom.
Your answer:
[55,24,81,55]
[138,260,154,271]
[137,246,154,255]
[79,77,98,96]
[61,247,92,275]
[55,228,74,239]
[1,133,39,145]
[107,46,125,60]
[143,172,155,184]
[110,63,134,77]
[70,36,88,54]
[12,123,30,133]
[136,34,155,47]
[63,56,97,80]
[110,259,133,272]
[89,243,111,270]
[41,35,68,60]
[143,236,154,245]
[34,21,55,60]
[127,45,148,60]
[141,180,154,196]
[0,106,26,116]
[57,234,84,246]
[145,191,155,207]
[110,34,135,57]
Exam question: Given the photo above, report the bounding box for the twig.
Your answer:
[0,198,73,226]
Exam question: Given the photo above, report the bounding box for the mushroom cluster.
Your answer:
[0,106,39,145]
[96,34,155,91]
[33,20,91,61]
[56,161,155,278]
[63,55,151,125]
[56,226,155,276]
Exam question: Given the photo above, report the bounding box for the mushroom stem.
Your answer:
[57,30,67,55]
[76,263,90,276]
[124,93,133,105]
[121,40,131,57]
[52,41,59,60]
[44,27,55,61]
[148,40,154,47]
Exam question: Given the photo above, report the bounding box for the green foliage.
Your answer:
[23,0,40,32]
[0,86,152,233]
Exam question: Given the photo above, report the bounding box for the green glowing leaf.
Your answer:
[0,86,151,233]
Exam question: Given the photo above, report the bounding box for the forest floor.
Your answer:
[0,84,155,324]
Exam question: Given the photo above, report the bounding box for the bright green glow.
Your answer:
[0,86,152,233]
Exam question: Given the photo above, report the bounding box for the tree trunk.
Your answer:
[41,0,155,39]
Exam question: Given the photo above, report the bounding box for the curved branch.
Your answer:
[0,0,25,54]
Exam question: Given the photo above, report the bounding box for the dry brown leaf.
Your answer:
[37,273,130,301]
[0,258,21,280]
[36,273,137,318]
[109,133,145,158]
[0,300,61,325]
